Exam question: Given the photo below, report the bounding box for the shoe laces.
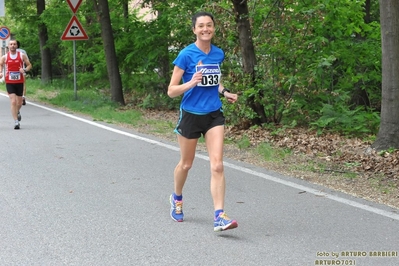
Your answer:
[174,200,183,214]
[218,212,230,221]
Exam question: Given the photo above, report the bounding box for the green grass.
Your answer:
[237,135,251,149]
[343,172,358,179]
[146,119,175,134]
[256,142,291,162]
[26,79,143,126]
[198,136,205,143]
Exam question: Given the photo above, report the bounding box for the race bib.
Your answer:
[196,64,221,87]
[9,72,21,81]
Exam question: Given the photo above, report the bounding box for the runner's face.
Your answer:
[8,41,17,52]
[193,16,214,41]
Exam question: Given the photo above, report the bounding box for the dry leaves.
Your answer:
[226,126,399,180]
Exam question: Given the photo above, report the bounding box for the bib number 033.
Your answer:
[196,64,221,87]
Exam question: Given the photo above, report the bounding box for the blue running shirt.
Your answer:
[173,43,224,114]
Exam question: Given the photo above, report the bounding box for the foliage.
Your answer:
[1,0,383,138]
[311,103,380,136]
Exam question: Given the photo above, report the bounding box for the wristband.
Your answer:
[221,88,230,96]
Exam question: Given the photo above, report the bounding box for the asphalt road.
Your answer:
[1,93,399,266]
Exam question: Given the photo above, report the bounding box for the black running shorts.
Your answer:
[6,83,24,96]
[174,109,225,139]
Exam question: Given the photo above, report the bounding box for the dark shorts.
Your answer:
[174,109,225,139]
[6,83,24,96]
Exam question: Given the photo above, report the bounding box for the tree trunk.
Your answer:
[231,0,267,125]
[371,0,399,150]
[154,5,170,93]
[37,0,52,84]
[92,0,125,105]
[363,0,371,24]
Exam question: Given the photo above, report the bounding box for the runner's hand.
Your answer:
[224,92,238,103]
[189,70,203,87]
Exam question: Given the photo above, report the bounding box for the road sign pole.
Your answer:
[1,39,6,78]
[0,0,5,17]
[73,40,77,100]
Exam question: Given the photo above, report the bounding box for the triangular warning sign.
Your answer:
[61,16,89,41]
[67,0,83,13]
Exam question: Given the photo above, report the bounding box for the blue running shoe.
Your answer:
[214,212,238,232]
[170,194,184,222]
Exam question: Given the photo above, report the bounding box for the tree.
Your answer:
[231,0,268,124]
[371,0,399,150]
[37,0,52,84]
[92,0,125,105]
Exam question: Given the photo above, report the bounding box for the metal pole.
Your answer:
[73,40,77,100]
[1,40,5,78]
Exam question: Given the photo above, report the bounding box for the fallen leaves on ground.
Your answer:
[227,126,399,180]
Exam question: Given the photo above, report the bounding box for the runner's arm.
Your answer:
[21,54,32,73]
[168,65,202,98]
